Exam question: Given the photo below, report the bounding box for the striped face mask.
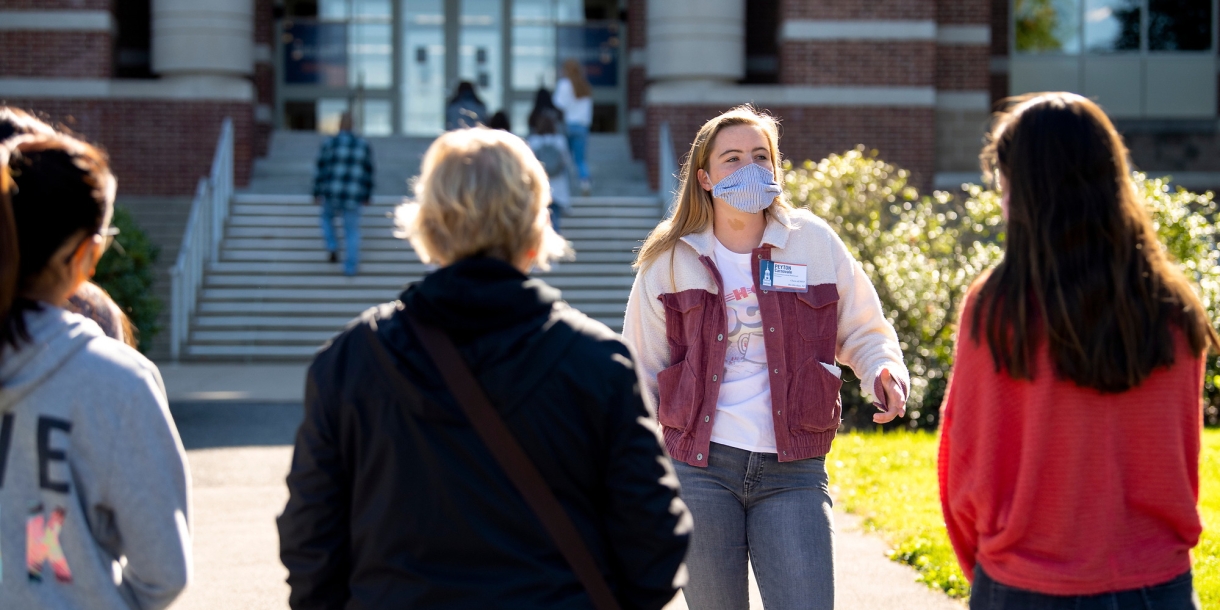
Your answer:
[711,162,782,214]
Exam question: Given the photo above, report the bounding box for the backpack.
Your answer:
[533,142,568,178]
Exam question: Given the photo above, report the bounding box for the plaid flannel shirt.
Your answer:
[313,131,375,209]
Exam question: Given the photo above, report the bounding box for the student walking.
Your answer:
[0,134,191,609]
[527,109,574,233]
[623,106,909,610]
[553,59,593,195]
[938,93,1216,610]
[312,111,374,276]
[279,127,690,609]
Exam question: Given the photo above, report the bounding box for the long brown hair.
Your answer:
[0,134,116,354]
[562,59,592,99]
[634,105,788,270]
[972,92,1219,392]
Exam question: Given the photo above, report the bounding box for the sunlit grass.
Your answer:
[829,429,1220,602]
[828,430,969,598]
[1197,429,1220,607]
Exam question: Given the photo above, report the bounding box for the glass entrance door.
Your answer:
[280,0,623,135]
[460,0,504,118]
[402,0,446,135]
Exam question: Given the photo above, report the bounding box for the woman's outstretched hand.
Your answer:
[872,368,908,424]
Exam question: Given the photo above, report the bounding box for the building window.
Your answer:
[1011,0,1217,118]
[1015,0,1214,52]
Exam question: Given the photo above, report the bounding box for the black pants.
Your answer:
[970,565,1200,610]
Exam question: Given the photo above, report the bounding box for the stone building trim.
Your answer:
[0,77,255,101]
[780,20,990,46]
[780,20,937,41]
[645,83,936,107]
[936,91,990,110]
[937,25,990,45]
[0,10,113,31]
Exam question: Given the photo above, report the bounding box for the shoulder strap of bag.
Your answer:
[363,317,622,610]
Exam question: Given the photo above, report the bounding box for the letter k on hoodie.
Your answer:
[0,305,191,610]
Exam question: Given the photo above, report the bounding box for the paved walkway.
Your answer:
[162,365,963,609]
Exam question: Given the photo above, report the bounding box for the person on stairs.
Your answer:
[553,60,593,195]
[313,111,374,277]
[527,109,573,234]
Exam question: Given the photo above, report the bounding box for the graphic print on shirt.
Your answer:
[723,285,767,377]
[27,504,72,583]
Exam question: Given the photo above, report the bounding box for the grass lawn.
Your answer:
[828,429,1220,603]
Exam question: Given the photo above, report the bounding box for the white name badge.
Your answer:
[759,260,808,292]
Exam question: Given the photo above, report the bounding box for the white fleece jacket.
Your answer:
[623,204,909,416]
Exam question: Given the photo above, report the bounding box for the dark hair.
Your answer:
[529,87,564,133]
[972,92,1220,392]
[447,81,482,106]
[0,106,55,143]
[0,135,116,354]
[487,111,511,131]
[530,108,561,136]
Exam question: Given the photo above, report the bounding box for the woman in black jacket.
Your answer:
[278,127,691,609]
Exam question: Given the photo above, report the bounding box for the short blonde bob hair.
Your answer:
[397,128,570,270]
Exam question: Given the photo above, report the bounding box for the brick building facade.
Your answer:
[2,0,1217,196]
[629,0,1220,193]
[0,0,275,195]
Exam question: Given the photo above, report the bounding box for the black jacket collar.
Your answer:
[401,256,561,343]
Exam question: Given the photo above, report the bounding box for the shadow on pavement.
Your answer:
[170,402,303,450]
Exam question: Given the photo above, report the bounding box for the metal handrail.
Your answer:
[169,118,234,360]
[658,121,680,218]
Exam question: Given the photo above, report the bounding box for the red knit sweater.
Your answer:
[938,299,1204,596]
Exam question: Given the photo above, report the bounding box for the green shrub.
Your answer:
[1139,174,1220,424]
[785,147,1004,428]
[94,206,161,352]
[786,148,1220,428]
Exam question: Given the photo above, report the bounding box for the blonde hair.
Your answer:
[634,105,788,270]
[396,128,570,270]
[563,59,592,99]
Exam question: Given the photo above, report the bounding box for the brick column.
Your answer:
[627,0,647,160]
[934,0,992,179]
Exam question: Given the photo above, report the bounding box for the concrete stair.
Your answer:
[246,130,653,198]
[175,130,659,360]
[181,196,659,359]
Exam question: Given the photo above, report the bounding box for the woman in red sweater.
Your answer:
[939,92,1219,609]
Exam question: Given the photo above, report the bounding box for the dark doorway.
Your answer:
[114,0,153,78]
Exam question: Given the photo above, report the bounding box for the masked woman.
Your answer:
[623,105,909,610]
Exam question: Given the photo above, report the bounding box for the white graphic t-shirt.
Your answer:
[709,238,777,453]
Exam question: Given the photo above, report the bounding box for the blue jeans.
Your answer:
[566,123,590,181]
[548,203,563,234]
[673,443,834,610]
[320,200,362,276]
[971,565,1200,610]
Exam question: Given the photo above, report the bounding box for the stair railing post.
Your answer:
[658,122,679,218]
[170,117,234,361]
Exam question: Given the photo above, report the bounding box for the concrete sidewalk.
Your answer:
[158,362,308,403]
[161,368,964,609]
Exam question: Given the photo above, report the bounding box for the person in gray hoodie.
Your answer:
[0,134,191,609]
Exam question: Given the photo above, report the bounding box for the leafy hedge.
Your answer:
[786,146,1220,428]
[94,206,161,352]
